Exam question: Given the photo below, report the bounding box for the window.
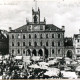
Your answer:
[17,42,20,46]
[52,49,54,54]
[23,34,25,39]
[52,41,54,47]
[12,49,14,53]
[23,50,25,54]
[17,34,21,39]
[40,34,42,39]
[46,41,48,46]
[46,34,48,38]
[40,41,42,46]
[40,25,43,30]
[58,42,60,46]
[34,42,37,47]
[18,49,20,54]
[12,42,14,46]
[29,34,31,39]
[52,34,54,38]
[23,42,25,46]
[12,34,14,39]
[77,50,80,53]
[58,49,60,54]
[78,39,79,43]
[58,34,60,38]
[29,42,31,46]
[34,34,37,38]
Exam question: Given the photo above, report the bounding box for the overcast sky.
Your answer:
[0,0,80,37]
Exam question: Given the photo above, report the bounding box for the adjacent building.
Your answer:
[64,37,75,59]
[9,7,65,58]
[0,30,9,55]
[73,30,80,59]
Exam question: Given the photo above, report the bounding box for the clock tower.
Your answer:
[32,7,40,24]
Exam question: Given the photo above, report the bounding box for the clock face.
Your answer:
[34,25,39,30]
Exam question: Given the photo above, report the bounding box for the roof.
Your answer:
[74,34,80,39]
[45,24,63,31]
[10,23,64,33]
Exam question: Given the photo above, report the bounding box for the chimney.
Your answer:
[9,27,12,32]
[44,17,46,24]
[62,26,65,31]
[26,18,29,25]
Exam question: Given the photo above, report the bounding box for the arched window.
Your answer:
[18,49,20,54]
[40,41,42,46]
[34,34,37,38]
[29,34,31,39]
[46,34,48,38]
[12,42,14,46]
[23,34,25,39]
[23,49,25,54]
[40,34,42,39]
[52,41,54,47]
[12,49,14,53]
[58,49,60,54]
[34,42,37,47]
[46,41,48,46]
[58,34,60,38]
[52,34,54,38]
[34,14,37,23]
[58,41,60,46]
[17,42,20,46]
[23,42,25,46]
[29,42,31,46]
[52,49,54,54]
[12,34,14,39]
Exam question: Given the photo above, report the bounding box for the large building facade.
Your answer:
[9,8,65,58]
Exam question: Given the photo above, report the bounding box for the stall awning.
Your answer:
[14,56,22,60]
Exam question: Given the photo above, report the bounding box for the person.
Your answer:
[58,71,63,78]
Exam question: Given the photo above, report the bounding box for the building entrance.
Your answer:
[67,50,72,59]
[38,49,43,56]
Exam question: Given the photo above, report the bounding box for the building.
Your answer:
[0,30,9,55]
[73,30,80,59]
[9,7,65,59]
[64,37,75,59]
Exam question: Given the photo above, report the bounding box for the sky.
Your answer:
[0,0,80,37]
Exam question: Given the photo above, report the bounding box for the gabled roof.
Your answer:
[10,23,64,33]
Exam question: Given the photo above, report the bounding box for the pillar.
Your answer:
[36,49,38,56]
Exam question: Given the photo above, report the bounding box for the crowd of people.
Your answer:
[1,55,80,79]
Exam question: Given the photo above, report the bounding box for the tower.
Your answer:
[32,0,40,24]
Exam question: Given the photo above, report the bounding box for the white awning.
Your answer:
[29,64,41,69]
[14,56,22,60]
[4,55,9,59]
[75,66,80,71]
[0,56,2,60]
[61,71,78,79]
[48,59,58,65]
[39,62,49,66]
[31,56,40,61]
[44,68,60,77]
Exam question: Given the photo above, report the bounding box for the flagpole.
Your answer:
[34,0,37,11]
